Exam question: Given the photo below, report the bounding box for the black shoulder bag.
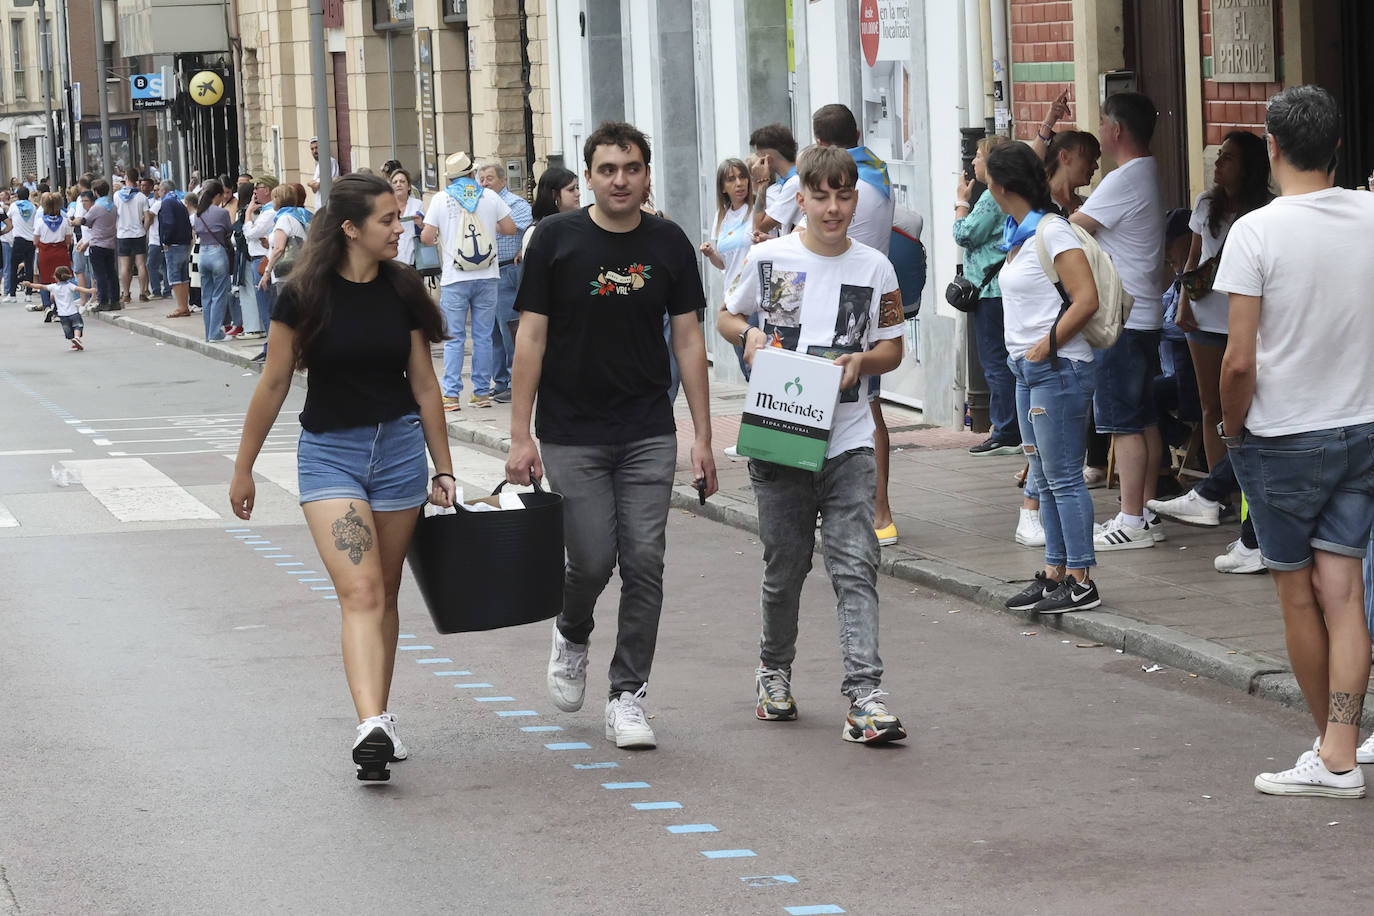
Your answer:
[944,257,1006,313]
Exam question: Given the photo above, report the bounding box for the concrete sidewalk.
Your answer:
[91,296,1374,724]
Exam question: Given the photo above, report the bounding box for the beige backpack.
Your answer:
[1034,215,1134,351]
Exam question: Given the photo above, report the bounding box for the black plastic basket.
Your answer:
[406,480,565,634]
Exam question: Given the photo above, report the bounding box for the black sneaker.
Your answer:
[1032,575,1101,614]
[1005,571,1058,611]
[969,436,1022,457]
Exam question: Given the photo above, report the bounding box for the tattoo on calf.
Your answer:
[331,503,374,565]
[1328,691,1364,726]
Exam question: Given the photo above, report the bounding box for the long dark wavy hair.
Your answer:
[280,172,445,371]
[1207,130,1272,237]
[531,167,577,222]
[986,143,1059,214]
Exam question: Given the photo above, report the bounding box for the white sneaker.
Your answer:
[1146,516,1167,543]
[1255,754,1365,798]
[1093,515,1155,551]
[1358,733,1374,765]
[352,715,396,781]
[1014,508,1046,547]
[1083,466,1107,489]
[547,623,589,712]
[605,686,656,749]
[724,445,743,460]
[1214,539,1264,574]
[380,711,408,761]
[1147,490,1221,526]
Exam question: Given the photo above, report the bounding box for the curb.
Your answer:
[103,310,1369,728]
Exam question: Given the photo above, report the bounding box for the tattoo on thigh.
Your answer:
[331,503,374,565]
[1328,691,1364,726]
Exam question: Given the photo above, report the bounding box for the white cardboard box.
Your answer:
[736,348,843,472]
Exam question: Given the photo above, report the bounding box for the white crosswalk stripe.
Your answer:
[0,500,18,528]
[60,458,222,522]
[229,451,300,497]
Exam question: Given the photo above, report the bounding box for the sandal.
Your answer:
[166,310,192,318]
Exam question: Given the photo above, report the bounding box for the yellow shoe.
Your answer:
[875,523,899,546]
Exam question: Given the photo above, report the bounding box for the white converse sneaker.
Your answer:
[1255,753,1365,798]
[1357,732,1374,765]
[605,686,656,749]
[1214,539,1264,573]
[1147,489,1221,526]
[352,715,396,781]
[1093,515,1154,551]
[547,623,589,712]
[380,711,408,761]
[1014,508,1046,547]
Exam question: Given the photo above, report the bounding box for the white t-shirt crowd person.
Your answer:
[1077,155,1165,331]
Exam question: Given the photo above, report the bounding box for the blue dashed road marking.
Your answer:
[310,586,335,591]
[252,547,278,551]
[666,824,717,834]
[601,782,650,790]
[740,876,798,887]
[520,725,562,732]
[784,907,845,915]
[474,696,515,702]
[454,683,494,689]
[632,801,681,810]
[397,646,433,651]
[416,658,452,664]
[496,710,538,717]
[287,571,318,576]
[545,742,592,751]
[572,762,618,769]
[276,562,305,567]
[701,850,756,859]
[264,555,292,559]
[431,671,473,676]
[398,634,416,639]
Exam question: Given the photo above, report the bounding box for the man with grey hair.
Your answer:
[477,160,534,403]
[1216,85,1374,797]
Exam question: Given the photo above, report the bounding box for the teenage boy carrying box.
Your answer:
[717,144,908,744]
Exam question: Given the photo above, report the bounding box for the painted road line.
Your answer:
[276,562,305,566]
[60,457,220,522]
[740,876,798,887]
[520,726,562,733]
[92,438,112,446]
[784,907,845,915]
[397,645,434,651]
[252,547,278,551]
[631,801,681,810]
[298,577,328,582]
[399,634,415,639]
[224,528,250,533]
[263,554,292,559]
[415,658,452,664]
[287,570,319,575]
[700,850,755,859]
[474,696,515,702]
[453,683,494,688]
[431,671,473,676]
[666,824,718,834]
[74,427,95,434]
[78,412,247,422]
[601,782,650,790]
[225,451,300,497]
[496,710,538,717]
[545,742,592,751]
[572,762,619,769]
[0,501,18,528]
[309,586,335,591]
[0,448,74,456]
[323,595,339,601]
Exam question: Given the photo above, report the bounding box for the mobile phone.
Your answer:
[694,477,707,506]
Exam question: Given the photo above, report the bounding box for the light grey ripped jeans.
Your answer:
[542,434,677,698]
[748,448,884,698]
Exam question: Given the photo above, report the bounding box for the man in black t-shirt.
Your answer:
[507,121,719,750]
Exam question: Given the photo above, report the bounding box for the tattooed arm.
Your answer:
[407,329,456,507]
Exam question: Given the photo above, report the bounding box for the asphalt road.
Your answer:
[2,305,1371,916]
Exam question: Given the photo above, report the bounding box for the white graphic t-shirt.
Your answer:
[422,186,512,285]
[714,204,753,289]
[724,232,903,457]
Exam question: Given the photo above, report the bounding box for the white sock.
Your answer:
[1120,512,1145,529]
[1143,508,1159,524]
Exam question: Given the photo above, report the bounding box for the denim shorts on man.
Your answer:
[297,412,428,511]
[164,244,191,285]
[117,236,148,258]
[1230,421,1374,571]
[1094,328,1161,434]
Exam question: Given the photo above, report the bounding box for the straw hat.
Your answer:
[444,152,474,179]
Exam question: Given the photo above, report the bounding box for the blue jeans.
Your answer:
[6,238,34,296]
[490,261,522,391]
[2,241,10,291]
[250,257,272,336]
[749,448,884,698]
[146,244,169,297]
[1230,421,1374,571]
[974,296,1019,443]
[1011,356,1098,569]
[1365,527,1374,639]
[440,278,498,397]
[198,245,232,341]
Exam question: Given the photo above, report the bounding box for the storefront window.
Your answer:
[372,0,414,31]
[444,0,468,23]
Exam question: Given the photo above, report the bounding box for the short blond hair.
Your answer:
[977,134,1015,157]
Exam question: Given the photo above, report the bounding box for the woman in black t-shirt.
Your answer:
[229,173,455,783]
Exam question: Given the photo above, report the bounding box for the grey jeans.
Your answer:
[543,434,677,697]
[749,448,884,698]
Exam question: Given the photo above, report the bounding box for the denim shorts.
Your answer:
[1185,329,1227,348]
[164,244,191,285]
[867,375,881,401]
[117,236,148,257]
[297,412,428,511]
[1230,421,1374,571]
[71,247,88,274]
[58,314,83,339]
[1094,328,1161,434]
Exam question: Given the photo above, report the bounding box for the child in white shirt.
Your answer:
[26,267,97,350]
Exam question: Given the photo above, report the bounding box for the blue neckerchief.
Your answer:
[998,210,1048,253]
[95,196,115,212]
[15,200,34,220]
[275,206,312,226]
[117,188,137,202]
[848,146,891,198]
[41,214,64,233]
[775,165,798,187]
[443,177,483,213]
[716,206,751,253]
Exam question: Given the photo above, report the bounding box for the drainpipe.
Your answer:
[978,0,996,133]
[989,0,1010,135]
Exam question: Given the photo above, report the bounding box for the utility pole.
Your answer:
[308,0,333,202]
[37,0,60,184]
[92,0,113,177]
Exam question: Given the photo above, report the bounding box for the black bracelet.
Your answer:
[432,473,455,483]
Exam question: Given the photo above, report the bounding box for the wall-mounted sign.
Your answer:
[1212,0,1275,82]
[859,0,912,68]
[130,73,167,110]
[189,71,225,106]
[416,28,439,191]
